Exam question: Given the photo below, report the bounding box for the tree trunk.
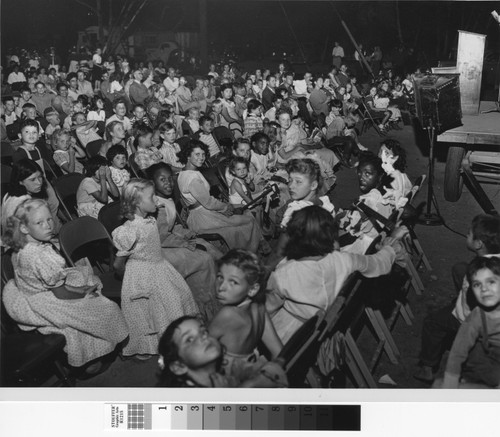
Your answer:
[97,0,104,47]
[395,0,404,46]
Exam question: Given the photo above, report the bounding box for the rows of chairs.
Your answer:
[278,174,431,388]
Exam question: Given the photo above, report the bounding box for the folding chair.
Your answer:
[278,312,325,388]
[97,201,124,235]
[85,139,105,158]
[1,253,72,387]
[200,166,229,202]
[43,158,63,183]
[1,141,14,166]
[58,216,122,301]
[176,136,191,149]
[52,172,86,222]
[1,163,12,191]
[316,272,377,388]
[358,98,385,137]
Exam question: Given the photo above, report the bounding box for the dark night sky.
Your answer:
[1,0,499,63]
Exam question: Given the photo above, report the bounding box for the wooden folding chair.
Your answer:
[316,273,377,388]
[85,139,105,158]
[97,201,124,235]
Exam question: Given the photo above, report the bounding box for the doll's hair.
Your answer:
[380,139,407,171]
[286,158,323,192]
[176,139,209,165]
[2,198,50,251]
[120,178,154,220]
[284,205,337,260]
[217,249,267,304]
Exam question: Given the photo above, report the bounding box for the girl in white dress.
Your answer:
[112,179,198,359]
[2,198,128,368]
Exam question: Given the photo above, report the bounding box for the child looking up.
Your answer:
[158,315,287,387]
[2,198,128,369]
[441,257,500,388]
[112,179,199,358]
[51,128,85,174]
[106,144,131,193]
[158,121,184,172]
[77,155,120,218]
[72,112,102,148]
[209,250,283,376]
[415,214,500,384]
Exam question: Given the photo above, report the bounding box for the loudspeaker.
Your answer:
[413,74,463,134]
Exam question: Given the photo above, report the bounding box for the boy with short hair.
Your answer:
[415,214,500,383]
[158,121,184,173]
[129,103,150,126]
[16,87,34,117]
[105,99,132,134]
[2,96,18,126]
[192,115,221,159]
[182,107,200,136]
[13,119,47,172]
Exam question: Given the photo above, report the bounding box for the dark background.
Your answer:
[2,0,499,67]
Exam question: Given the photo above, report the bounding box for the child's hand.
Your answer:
[183,241,197,251]
[210,373,232,387]
[104,166,112,180]
[98,166,107,179]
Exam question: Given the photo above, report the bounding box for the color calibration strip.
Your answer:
[105,403,361,431]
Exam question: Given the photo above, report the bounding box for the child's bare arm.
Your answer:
[231,179,253,205]
[208,307,238,341]
[262,310,283,358]
[113,255,128,276]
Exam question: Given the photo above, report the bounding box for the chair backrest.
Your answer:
[212,126,234,142]
[200,166,229,202]
[1,249,15,285]
[176,136,191,150]
[278,313,323,369]
[128,154,145,178]
[58,216,114,266]
[43,158,63,183]
[97,201,124,235]
[86,140,104,158]
[52,172,86,221]
[1,164,12,185]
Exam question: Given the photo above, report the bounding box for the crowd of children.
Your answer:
[2,54,498,390]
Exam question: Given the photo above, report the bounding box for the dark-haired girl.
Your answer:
[267,205,401,343]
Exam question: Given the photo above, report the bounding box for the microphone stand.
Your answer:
[418,118,444,226]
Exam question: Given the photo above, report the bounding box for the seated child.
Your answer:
[243,99,264,139]
[228,157,255,208]
[43,107,61,142]
[2,198,129,368]
[440,257,500,388]
[63,101,85,130]
[378,139,413,209]
[133,123,163,171]
[77,155,120,218]
[182,107,201,136]
[208,249,283,376]
[158,315,287,387]
[267,205,403,343]
[147,162,222,319]
[51,128,85,174]
[112,179,199,358]
[209,99,223,128]
[338,152,394,255]
[193,115,222,161]
[106,144,131,193]
[72,111,103,148]
[129,103,150,127]
[87,96,107,122]
[415,214,500,383]
[158,121,184,172]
